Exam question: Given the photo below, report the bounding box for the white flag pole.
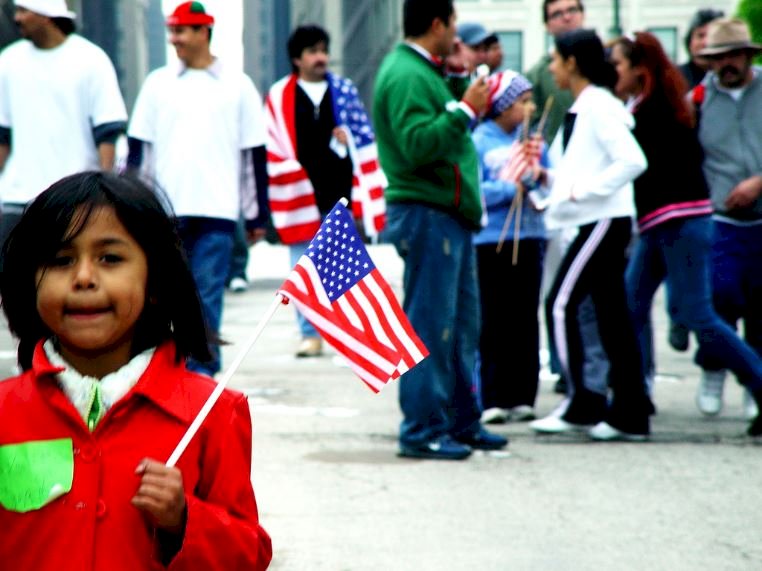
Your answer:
[166,293,285,467]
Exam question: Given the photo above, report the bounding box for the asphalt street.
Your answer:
[1,242,759,570]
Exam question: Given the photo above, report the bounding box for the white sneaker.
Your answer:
[481,407,510,424]
[589,422,648,442]
[228,276,249,293]
[696,370,726,416]
[509,405,536,421]
[529,414,591,434]
[743,390,759,420]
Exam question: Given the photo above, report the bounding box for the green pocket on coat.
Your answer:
[0,438,73,512]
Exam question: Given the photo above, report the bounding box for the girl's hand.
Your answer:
[132,458,187,534]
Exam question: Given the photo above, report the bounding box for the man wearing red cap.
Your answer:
[0,0,127,266]
[128,1,269,378]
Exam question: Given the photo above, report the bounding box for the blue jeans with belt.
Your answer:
[626,216,762,391]
[382,203,482,446]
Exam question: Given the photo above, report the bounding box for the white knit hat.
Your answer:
[15,0,76,19]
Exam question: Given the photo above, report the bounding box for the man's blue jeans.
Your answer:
[177,218,234,377]
[289,241,319,339]
[626,216,762,391]
[382,203,482,446]
[696,220,762,381]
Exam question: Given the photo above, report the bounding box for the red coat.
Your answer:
[0,341,272,570]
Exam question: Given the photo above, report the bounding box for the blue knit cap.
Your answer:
[486,71,533,119]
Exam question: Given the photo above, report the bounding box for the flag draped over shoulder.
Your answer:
[278,201,427,392]
[265,73,386,245]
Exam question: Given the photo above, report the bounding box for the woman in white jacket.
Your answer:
[530,29,654,440]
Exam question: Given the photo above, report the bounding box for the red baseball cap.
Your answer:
[166,1,215,27]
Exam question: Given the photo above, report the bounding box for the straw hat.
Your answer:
[698,17,762,56]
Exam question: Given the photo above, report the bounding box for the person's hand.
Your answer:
[525,134,543,161]
[332,127,348,146]
[725,175,762,210]
[462,76,489,116]
[445,38,472,74]
[132,458,186,534]
[246,227,267,245]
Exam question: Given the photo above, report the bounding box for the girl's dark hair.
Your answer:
[555,28,618,91]
[0,171,214,370]
[613,33,692,127]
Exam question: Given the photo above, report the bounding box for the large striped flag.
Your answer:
[265,73,386,245]
[278,201,428,392]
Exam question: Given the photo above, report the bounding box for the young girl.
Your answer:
[473,70,548,423]
[0,172,272,569]
[610,32,762,436]
[528,29,654,440]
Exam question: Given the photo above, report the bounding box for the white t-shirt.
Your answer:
[297,78,328,107]
[128,60,265,221]
[0,35,127,204]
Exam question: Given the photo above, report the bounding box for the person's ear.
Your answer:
[566,55,579,75]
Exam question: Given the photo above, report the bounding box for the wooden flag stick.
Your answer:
[496,194,519,254]
[536,95,555,137]
[166,293,285,467]
[511,185,524,266]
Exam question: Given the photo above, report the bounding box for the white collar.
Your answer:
[45,339,155,425]
[175,56,223,78]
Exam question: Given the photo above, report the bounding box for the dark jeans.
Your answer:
[177,218,234,377]
[382,203,482,446]
[226,216,249,285]
[476,238,545,409]
[693,220,762,387]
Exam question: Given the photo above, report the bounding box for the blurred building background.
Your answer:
[0,0,745,111]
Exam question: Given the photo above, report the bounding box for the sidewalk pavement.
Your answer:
[217,242,761,571]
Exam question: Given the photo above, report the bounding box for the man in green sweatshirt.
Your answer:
[373,0,507,460]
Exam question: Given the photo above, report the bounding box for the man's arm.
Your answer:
[0,126,10,172]
[0,143,9,173]
[93,121,127,171]
[241,145,270,243]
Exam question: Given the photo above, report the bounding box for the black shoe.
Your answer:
[553,377,568,394]
[399,435,472,460]
[668,322,690,352]
[455,428,508,451]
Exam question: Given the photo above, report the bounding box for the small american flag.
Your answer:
[279,201,428,392]
[498,139,532,183]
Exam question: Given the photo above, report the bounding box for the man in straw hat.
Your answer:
[0,0,127,267]
[690,17,762,431]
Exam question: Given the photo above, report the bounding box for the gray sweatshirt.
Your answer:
[698,67,762,221]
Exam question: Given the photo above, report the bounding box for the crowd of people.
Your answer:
[0,0,760,563]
